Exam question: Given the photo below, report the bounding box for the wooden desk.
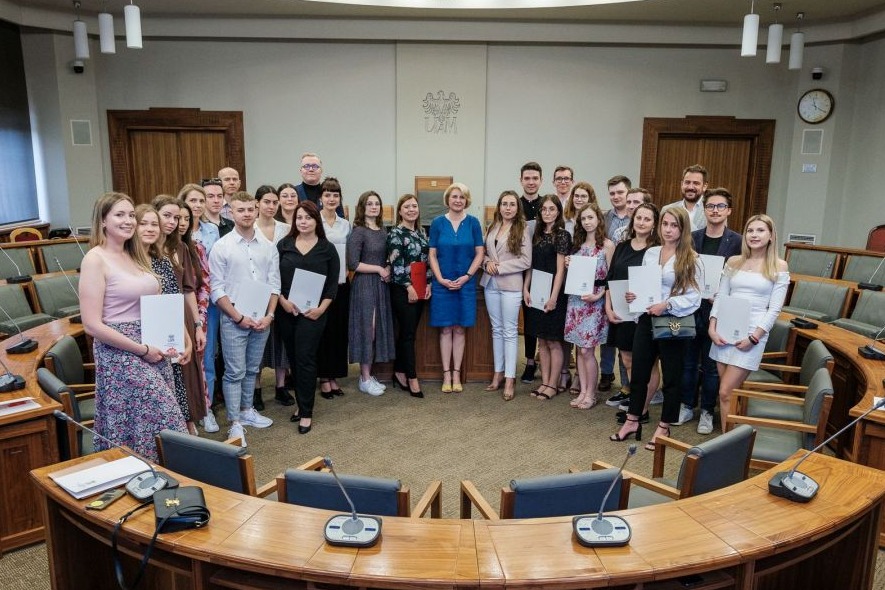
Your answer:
[30,450,885,589]
[0,318,83,556]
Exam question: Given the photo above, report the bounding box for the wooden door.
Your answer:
[640,116,775,234]
[108,108,244,204]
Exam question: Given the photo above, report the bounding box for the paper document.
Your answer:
[235,279,274,321]
[529,270,554,310]
[628,264,663,313]
[141,294,184,353]
[607,280,637,322]
[564,255,598,296]
[334,243,347,284]
[699,255,726,299]
[49,456,149,499]
[0,397,40,417]
[715,296,753,344]
[289,269,326,312]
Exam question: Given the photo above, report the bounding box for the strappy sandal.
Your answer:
[452,369,463,393]
[645,424,671,451]
[535,384,557,400]
[502,389,515,401]
[441,370,452,393]
[610,418,643,442]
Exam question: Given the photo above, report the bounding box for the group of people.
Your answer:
[81,154,789,458]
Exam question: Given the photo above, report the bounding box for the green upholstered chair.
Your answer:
[832,290,885,338]
[0,283,55,335]
[37,367,95,460]
[841,254,885,286]
[0,247,36,279]
[786,248,838,278]
[781,280,850,322]
[36,241,87,274]
[41,335,95,421]
[32,274,80,318]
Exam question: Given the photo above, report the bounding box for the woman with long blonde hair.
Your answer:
[708,214,789,432]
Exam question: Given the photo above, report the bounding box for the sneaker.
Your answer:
[370,376,387,391]
[201,411,219,433]
[673,403,695,426]
[697,410,714,435]
[359,377,385,396]
[228,423,247,447]
[606,390,630,407]
[598,373,614,393]
[649,389,664,405]
[240,407,273,428]
[520,363,537,384]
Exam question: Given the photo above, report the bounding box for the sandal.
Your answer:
[575,396,598,410]
[502,389,515,401]
[535,384,557,400]
[559,371,572,392]
[610,418,643,442]
[441,370,452,393]
[645,423,671,451]
[485,382,502,392]
[452,369,463,393]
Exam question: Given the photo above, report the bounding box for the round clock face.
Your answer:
[798,89,834,124]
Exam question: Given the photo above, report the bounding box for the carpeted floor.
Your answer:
[3,364,885,588]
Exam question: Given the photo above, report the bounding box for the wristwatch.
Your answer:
[193,320,204,328]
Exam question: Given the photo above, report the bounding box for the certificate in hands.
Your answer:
[141,294,184,353]
[235,279,274,321]
[699,255,726,298]
[529,270,554,310]
[564,255,597,296]
[628,264,662,313]
[289,269,326,312]
[715,295,752,344]
[607,280,637,321]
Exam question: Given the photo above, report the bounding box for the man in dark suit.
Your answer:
[295,152,345,217]
[674,188,743,434]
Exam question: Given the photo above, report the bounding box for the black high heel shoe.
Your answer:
[319,379,335,400]
[645,424,671,451]
[610,418,643,442]
[391,375,409,391]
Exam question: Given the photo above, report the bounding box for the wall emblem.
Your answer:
[423,91,460,134]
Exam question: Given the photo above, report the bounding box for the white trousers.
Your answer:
[485,284,522,378]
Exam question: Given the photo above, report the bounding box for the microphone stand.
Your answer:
[858,324,885,361]
[0,355,26,392]
[53,257,82,323]
[0,244,31,283]
[322,457,382,548]
[573,444,635,547]
[0,302,38,354]
[858,255,885,291]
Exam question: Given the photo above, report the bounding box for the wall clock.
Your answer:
[797,89,834,124]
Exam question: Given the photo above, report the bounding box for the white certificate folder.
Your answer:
[699,255,725,299]
[529,270,554,310]
[141,294,184,353]
[628,265,662,313]
[564,256,598,296]
[289,269,326,312]
[235,279,274,321]
[715,296,752,344]
[607,280,637,321]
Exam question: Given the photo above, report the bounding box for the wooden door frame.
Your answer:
[107,108,245,197]
[639,115,775,226]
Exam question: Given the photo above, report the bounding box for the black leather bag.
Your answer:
[153,486,210,533]
[650,314,696,340]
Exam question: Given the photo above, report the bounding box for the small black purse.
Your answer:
[650,314,697,340]
[154,486,211,533]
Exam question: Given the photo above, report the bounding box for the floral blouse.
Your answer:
[386,225,430,288]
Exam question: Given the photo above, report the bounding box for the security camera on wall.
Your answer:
[72,60,85,74]
[811,67,824,80]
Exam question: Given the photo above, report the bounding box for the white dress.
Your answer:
[709,270,790,370]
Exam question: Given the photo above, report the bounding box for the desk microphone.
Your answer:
[53,410,178,502]
[322,456,382,548]
[790,261,834,330]
[53,256,82,323]
[858,255,885,292]
[858,323,885,361]
[0,354,26,392]
[0,301,38,354]
[769,397,885,502]
[0,243,31,283]
[573,444,635,548]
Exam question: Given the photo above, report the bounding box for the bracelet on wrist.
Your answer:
[138,344,150,357]
[748,335,759,346]
[235,315,245,325]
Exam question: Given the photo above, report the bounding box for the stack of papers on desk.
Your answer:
[0,397,40,417]
[49,456,148,499]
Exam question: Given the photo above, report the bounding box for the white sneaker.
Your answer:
[201,411,219,433]
[240,407,273,428]
[228,423,247,447]
[649,389,664,405]
[359,377,385,396]
[673,403,694,426]
[371,376,387,390]
[697,410,714,435]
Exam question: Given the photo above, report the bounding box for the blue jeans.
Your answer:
[204,302,220,404]
[599,344,629,388]
[220,315,270,423]
[681,305,718,413]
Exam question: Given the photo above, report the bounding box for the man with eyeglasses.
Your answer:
[662,164,709,231]
[218,167,242,220]
[296,153,345,217]
[674,188,742,435]
[552,165,574,211]
[201,178,234,237]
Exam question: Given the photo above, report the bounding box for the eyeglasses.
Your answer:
[301,164,321,171]
[704,203,730,211]
[553,176,572,183]
[200,178,222,187]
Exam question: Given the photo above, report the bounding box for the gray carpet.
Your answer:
[3,365,885,588]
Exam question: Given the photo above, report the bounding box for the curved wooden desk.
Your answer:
[30,449,885,590]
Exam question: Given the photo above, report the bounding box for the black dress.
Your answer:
[605,239,650,351]
[524,228,571,342]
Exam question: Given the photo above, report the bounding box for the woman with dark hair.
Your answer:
[80,194,186,461]
[276,183,298,226]
[523,195,571,400]
[428,183,485,393]
[348,190,395,396]
[317,177,351,398]
[482,190,530,400]
[387,193,431,398]
[255,185,291,244]
[276,201,339,434]
[612,206,701,450]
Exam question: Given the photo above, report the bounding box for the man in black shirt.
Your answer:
[296,152,344,217]
[518,162,543,382]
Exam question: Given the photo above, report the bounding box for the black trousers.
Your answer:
[627,313,688,424]
[390,284,425,379]
[278,310,327,419]
[317,282,349,379]
[521,302,537,359]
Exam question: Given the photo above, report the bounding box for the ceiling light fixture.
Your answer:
[125,1,142,49]
[99,2,116,54]
[766,3,783,64]
[72,1,89,60]
[741,0,759,57]
[788,12,805,71]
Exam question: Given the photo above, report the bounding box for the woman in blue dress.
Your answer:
[428,183,485,393]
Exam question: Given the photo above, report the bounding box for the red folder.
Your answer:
[410,262,428,299]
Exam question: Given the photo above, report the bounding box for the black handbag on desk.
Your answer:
[154,486,210,533]
[651,314,696,340]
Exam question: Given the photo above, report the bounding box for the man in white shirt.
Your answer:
[209,192,281,446]
[218,167,242,221]
[662,164,708,232]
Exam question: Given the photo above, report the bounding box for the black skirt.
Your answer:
[317,282,350,379]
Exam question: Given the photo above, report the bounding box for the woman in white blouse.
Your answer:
[612,207,701,450]
[708,214,789,433]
